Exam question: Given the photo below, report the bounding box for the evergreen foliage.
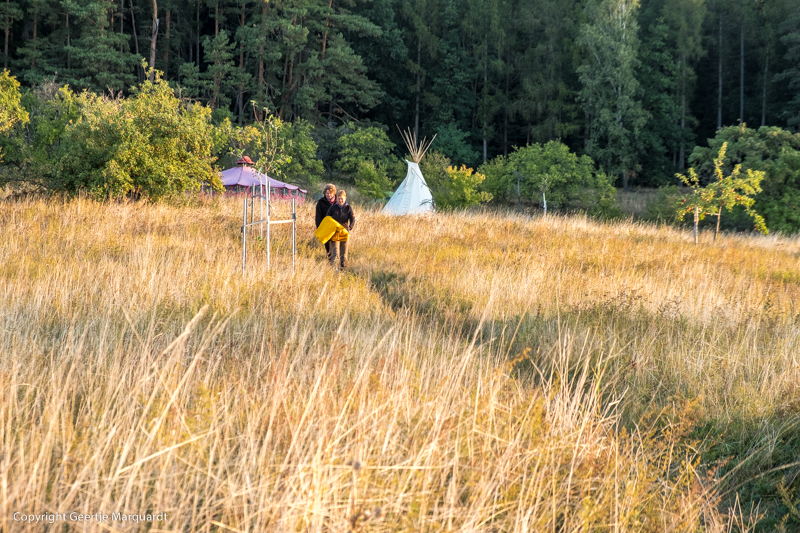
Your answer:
[0,0,797,220]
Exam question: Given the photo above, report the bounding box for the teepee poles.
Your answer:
[397,126,436,163]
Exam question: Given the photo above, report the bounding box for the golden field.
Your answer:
[1,196,800,532]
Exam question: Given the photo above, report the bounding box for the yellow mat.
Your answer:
[315,216,349,244]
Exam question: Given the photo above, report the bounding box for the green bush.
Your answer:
[49,77,220,199]
[641,185,682,223]
[435,166,491,209]
[419,150,451,199]
[0,70,28,137]
[354,160,394,200]
[479,141,620,217]
[335,125,400,199]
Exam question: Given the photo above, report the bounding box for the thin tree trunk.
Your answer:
[739,20,744,123]
[761,46,769,126]
[320,0,333,60]
[119,3,124,54]
[148,0,158,81]
[66,13,70,70]
[215,2,219,37]
[694,206,699,244]
[504,70,509,158]
[3,0,9,70]
[680,53,686,169]
[162,9,170,76]
[31,15,37,68]
[195,0,199,66]
[415,39,421,140]
[129,0,138,53]
[237,1,246,123]
[483,39,488,163]
[258,3,268,101]
[714,206,721,242]
[718,14,722,130]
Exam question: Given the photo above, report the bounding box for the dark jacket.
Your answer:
[315,196,336,228]
[326,202,356,231]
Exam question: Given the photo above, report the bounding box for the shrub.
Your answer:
[0,70,28,137]
[419,150,451,198]
[335,125,397,175]
[336,125,400,198]
[432,165,491,209]
[354,160,394,200]
[51,77,220,199]
[479,141,619,217]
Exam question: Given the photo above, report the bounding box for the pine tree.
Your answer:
[202,29,235,110]
[777,6,800,130]
[1,0,22,69]
[513,0,580,146]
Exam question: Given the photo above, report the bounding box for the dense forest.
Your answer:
[1,0,798,184]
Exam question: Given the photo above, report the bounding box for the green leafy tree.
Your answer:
[663,0,705,169]
[0,82,81,190]
[1,0,23,69]
[636,5,681,186]
[335,125,397,174]
[0,69,27,135]
[578,0,647,190]
[479,141,618,216]
[278,119,324,190]
[0,69,27,163]
[677,141,767,243]
[353,160,395,200]
[688,124,800,233]
[477,152,511,202]
[62,0,140,93]
[51,75,219,199]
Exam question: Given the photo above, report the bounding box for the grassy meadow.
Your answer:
[2,195,800,531]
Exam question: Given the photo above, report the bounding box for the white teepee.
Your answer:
[382,128,437,216]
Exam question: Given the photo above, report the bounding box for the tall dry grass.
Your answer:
[1,195,798,531]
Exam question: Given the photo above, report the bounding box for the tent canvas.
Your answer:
[219,164,307,201]
[382,161,434,215]
[382,127,437,216]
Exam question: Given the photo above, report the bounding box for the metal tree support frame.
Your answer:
[241,182,296,273]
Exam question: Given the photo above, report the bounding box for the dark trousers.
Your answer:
[323,241,332,260]
[329,240,348,268]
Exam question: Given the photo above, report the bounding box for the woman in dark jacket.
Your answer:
[326,189,356,269]
[315,183,337,259]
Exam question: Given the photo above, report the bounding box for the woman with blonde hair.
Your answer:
[325,189,356,270]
